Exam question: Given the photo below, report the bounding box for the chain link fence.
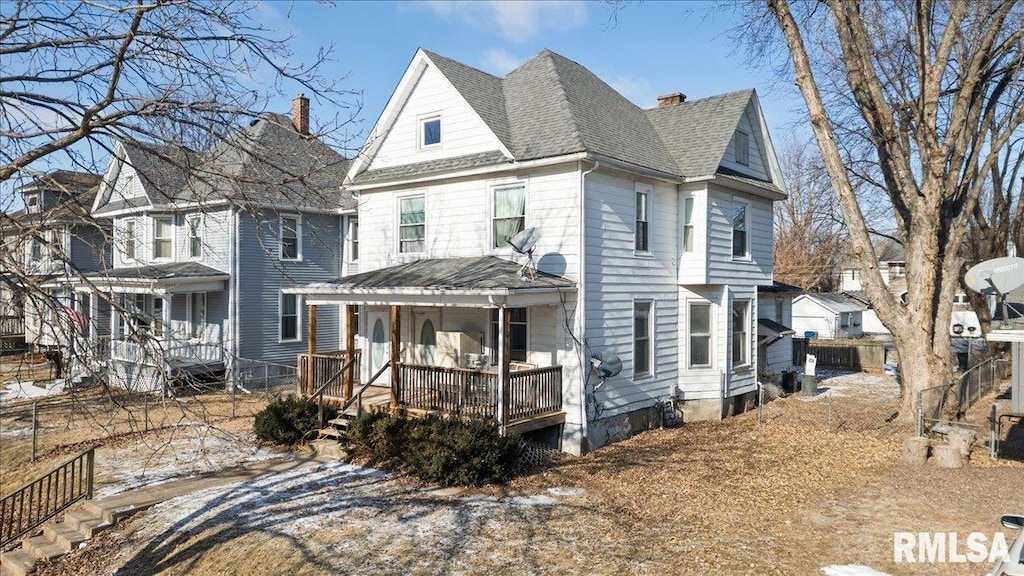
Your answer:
[916,357,1012,436]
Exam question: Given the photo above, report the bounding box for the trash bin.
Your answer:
[801,373,817,396]
[781,371,797,394]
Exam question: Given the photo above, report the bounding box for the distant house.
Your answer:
[87,97,355,392]
[791,293,866,339]
[757,281,800,382]
[293,48,787,454]
[0,170,109,361]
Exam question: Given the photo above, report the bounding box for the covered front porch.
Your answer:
[293,256,576,435]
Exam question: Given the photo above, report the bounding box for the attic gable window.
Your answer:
[419,115,441,149]
[735,131,750,166]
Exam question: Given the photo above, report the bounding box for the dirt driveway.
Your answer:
[24,370,1024,576]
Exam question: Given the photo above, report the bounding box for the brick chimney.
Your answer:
[292,93,310,135]
[656,92,686,107]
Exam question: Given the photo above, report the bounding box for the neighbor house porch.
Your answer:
[292,256,576,435]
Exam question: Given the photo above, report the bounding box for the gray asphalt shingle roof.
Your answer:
[321,256,575,292]
[86,261,228,281]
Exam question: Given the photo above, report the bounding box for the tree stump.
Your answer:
[932,444,963,469]
[901,436,930,465]
[947,433,974,460]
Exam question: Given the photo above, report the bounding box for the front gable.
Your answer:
[717,94,784,190]
[349,50,511,181]
[93,143,154,216]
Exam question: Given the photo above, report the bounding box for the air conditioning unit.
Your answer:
[435,331,481,368]
[464,353,489,370]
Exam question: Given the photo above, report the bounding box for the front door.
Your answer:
[413,308,440,366]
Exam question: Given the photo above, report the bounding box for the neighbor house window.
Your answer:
[891,263,906,277]
[152,297,164,338]
[280,215,300,260]
[189,292,206,339]
[732,300,749,367]
[493,184,526,248]
[689,302,711,368]
[732,201,748,258]
[420,115,441,148]
[187,215,202,258]
[279,292,299,341]
[490,308,527,362]
[840,312,850,328]
[635,188,650,252]
[634,301,653,377]
[735,131,750,166]
[348,218,359,262]
[682,197,695,253]
[399,195,425,253]
[775,297,784,324]
[123,219,136,260]
[849,269,858,281]
[30,238,42,262]
[153,217,172,259]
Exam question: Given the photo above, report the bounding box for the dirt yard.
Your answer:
[8,369,1024,576]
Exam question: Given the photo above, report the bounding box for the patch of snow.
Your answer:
[821,565,891,576]
[0,379,66,403]
[547,486,586,498]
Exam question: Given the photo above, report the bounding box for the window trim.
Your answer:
[186,214,202,260]
[634,183,652,255]
[731,298,751,370]
[396,192,426,255]
[633,299,654,379]
[279,214,302,261]
[682,195,695,254]
[122,219,137,262]
[687,300,713,369]
[279,291,301,343]
[347,217,359,263]
[152,216,173,260]
[490,181,528,251]
[731,198,750,261]
[735,131,750,166]
[417,113,442,151]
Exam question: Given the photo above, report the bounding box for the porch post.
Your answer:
[344,304,356,401]
[389,305,401,410]
[306,304,317,395]
[497,306,511,432]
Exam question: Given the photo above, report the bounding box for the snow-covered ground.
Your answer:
[0,378,67,403]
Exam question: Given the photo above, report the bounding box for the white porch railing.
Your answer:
[110,339,225,367]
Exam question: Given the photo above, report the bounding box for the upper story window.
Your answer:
[419,115,441,149]
[493,184,526,249]
[634,300,653,378]
[153,216,172,259]
[123,219,136,261]
[688,301,712,368]
[399,195,425,253]
[774,297,784,323]
[124,174,136,196]
[890,263,906,277]
[849,269,858,281]
[735,131,750,166]
[682,196,695,253]
[635,186,650,253]
[732,299,750,367]
[30,238,42,262]
[348,218,359,262]
[187,215,202,259]
[280,215,301,261]
[26,194,39,212]
[732,200,749,259]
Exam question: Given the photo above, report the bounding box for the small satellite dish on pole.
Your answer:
[590,352,622,388]
[508,227,540,280]
[965,256,1024,329]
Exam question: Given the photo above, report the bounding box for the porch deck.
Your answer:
[110,339,226,376]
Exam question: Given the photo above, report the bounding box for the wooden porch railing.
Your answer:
[297,350,361,398]
[0,446,95,549]
[110,339,225,366]
[397,364,563,422]
[508,365,563,420]
[0,314,24,336]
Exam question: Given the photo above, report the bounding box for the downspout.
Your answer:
[231,206,240,389]
[578,159,599,452]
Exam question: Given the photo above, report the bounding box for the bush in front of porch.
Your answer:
[347,412,521,487]
[254,397,319,446]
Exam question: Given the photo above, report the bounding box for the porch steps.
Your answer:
[0,505,108,576]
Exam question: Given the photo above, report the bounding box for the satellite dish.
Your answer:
[508,227,541,280]
[590,352,622,381]
[965,256,1024,295]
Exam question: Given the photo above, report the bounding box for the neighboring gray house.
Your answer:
[294,49,787,454]
[0,170,109,360]
[757,281,800,383]
[791,292,867,339]
[87,97,356,391]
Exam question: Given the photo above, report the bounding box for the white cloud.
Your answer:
[481,49,524,75]
[421,1,588,43]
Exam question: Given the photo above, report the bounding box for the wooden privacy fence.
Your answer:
[792,337,887,371]
[0,446,95,549]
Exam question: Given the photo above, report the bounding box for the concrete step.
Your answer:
[43,523,89,551]
[318,427,342,439]
[310,439,347,460]
[326,417,351,428]
[64,509,111,538]
[21,535,64,561]
[0,549,36,576]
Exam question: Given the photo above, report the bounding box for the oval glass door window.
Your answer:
[420,319,436,365]
[371,318,386,370]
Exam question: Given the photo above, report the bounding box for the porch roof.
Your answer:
[293,256,575,307]
[83,262,228,294]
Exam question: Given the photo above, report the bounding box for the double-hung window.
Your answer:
[187,215,202,258]
[688,302,712,368]
[732,300,749,367]
[123,220,136,261]
[153,217,172,259]
[280,292,299,341]
[280,215,300,260]
[634,301,653,378]
[399,195,425,253]
[493,184,526,248]
[348,218,359,262]
[682,197,695,253]
[731,200,748,259]
[635,188,650,253]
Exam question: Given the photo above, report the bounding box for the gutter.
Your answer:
[578,158,600,452]
[349,152,590,192]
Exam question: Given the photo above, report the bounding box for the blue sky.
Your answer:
[266,0,808,147]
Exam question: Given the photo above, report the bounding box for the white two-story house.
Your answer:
[295,49,786,454]
[88,97,356,392]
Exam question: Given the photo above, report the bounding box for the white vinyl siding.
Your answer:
[706,185,773,285]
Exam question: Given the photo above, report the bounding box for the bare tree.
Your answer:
[752,0,1024,419]
[773,137,847,291]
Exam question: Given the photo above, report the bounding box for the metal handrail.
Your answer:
[0,446,96,549]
